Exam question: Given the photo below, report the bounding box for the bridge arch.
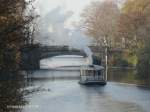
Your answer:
[40,54,90,69]
[39,50,87,60]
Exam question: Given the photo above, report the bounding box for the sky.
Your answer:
[34,0,98,28]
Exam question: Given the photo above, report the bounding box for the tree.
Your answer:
[119,0,150,81]
[118,0,150,50]
[81,0,120,47]
[137,40,150,81]
[0,0,37,71]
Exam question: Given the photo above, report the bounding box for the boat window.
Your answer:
[87,70,94,76]
[98,70,101,75]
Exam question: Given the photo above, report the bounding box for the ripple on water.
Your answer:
[22,79,149,112]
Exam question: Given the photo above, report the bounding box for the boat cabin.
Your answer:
[79,65,106,85]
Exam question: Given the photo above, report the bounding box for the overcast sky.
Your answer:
[34,0,99,28]
[33,0,124,48]
[33,0,100,47]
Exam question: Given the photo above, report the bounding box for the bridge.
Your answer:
[20,44,125,70]
[20,44,87,70]
[38,46,87,59]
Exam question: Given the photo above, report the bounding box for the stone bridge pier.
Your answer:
[20,44,41,70]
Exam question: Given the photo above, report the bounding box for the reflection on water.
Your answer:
[108,68,142,84]
[30,68,140,84]
[30,69,80,79]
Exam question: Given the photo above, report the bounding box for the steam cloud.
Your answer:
[35,7,93,64]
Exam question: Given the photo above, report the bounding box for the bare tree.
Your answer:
[81,0,120,47]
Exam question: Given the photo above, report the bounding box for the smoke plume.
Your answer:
[35,7,93,64]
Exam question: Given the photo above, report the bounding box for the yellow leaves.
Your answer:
[0,16,7,21]
[15,51,21,64]
[0,16,8,26]
[122,0,150,14]
[119,0,150,40]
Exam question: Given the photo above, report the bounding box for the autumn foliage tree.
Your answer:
[81,0,150,81]
[81,0,130,67]
[118,0,150,80]
[118,0,150,50]
[0,0,36,71]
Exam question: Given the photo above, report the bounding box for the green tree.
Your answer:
[137,40,150,81]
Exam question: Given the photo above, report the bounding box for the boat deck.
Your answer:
[79,80,107,85]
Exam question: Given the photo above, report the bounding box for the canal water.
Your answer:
[0,56,150,112]
[0,69,150,112]
[18,69,149,112]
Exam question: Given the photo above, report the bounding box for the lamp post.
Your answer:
[104,38,108,81]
